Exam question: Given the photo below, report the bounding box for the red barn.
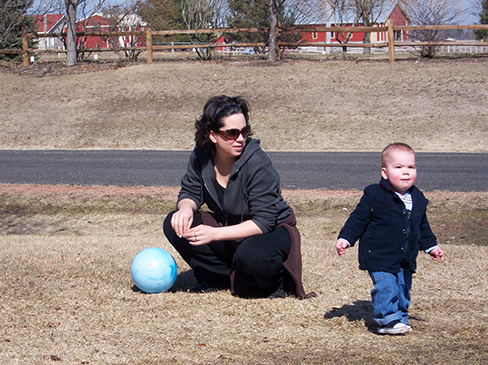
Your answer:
[73,14,115,49]
[299,3,410,45]
[33,14,66,50]
[70,14,146,49]
[33,13,146,51]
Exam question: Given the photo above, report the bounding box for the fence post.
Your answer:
[22,28,29,66]
[146,26,153,63]
[387,19,395,62]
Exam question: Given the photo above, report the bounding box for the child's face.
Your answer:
[381,149,417,194]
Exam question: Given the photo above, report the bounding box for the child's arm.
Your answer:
[336,238,350,256]
[428,246,444,262]
[335,189,373,256]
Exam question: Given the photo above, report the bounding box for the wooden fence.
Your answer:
[3,22,488,65]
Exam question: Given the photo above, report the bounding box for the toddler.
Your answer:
[336,143,444,335]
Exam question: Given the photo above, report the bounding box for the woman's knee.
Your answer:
[235,240,283,275]
[163,210,204,245]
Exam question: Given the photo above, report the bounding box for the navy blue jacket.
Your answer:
[338,178,437,273]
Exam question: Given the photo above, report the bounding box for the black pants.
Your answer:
[163,211,291,290]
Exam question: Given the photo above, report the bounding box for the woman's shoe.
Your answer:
[267,287,286,299]
[189,283,218,293]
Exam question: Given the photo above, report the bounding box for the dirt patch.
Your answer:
[1,60,133,77]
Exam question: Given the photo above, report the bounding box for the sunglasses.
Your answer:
[215,126,252,141]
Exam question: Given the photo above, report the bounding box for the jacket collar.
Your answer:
[379,177,415,195]
[231,138,261,175]
[199,138,261,209]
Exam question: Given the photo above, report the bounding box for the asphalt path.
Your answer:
[1,150,487,192]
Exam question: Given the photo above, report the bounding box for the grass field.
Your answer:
[1,58,487,364]
[1,56,488,152]
[0,185,487,364]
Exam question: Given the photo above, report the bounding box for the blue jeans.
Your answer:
[368,268,412,327]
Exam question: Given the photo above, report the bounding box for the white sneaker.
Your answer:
[378,323,412,335]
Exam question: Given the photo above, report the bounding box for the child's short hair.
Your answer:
[381,143,415,167]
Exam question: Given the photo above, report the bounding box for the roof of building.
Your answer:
[310,1,402,25]
[34,14,65,33]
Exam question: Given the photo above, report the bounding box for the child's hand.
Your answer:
[336,239,349,256]
[429,246,444,262]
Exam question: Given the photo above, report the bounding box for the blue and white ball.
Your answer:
[131,247,177,294]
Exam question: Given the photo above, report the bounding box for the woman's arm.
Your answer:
[183,219,263,246]
[171,198,198,238]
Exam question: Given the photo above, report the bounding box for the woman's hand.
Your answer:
[184,225,216,246]
[171,201,195,238]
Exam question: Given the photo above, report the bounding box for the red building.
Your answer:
[299,3,410,45]
[72,14,116,49]
[72,14,146,49]
[33,14,66,50]
[34,13,146,51]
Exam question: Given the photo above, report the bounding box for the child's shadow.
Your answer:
[324,300,423,334]
[324,300,376,333]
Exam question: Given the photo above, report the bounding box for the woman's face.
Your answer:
[209,113,248,160]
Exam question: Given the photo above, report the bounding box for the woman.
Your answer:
[163,95,314,299]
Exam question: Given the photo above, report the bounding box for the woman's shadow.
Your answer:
[169,270,199,292]
[324,300,377,333]
[131,270,198,294]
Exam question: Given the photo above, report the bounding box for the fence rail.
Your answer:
[5,22,488,65]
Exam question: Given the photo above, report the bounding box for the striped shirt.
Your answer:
[395,191,412,211]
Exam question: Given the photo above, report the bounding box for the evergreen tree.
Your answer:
[137,0,182,30]
[0,0,36,61]
[227,0,269,53]
[137,0,184,46]
[474,0,488,40]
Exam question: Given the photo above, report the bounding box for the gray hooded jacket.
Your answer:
[177,138,290,233]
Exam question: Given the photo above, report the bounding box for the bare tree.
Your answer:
[354,0,391,54]
[329,0,361,54]
[180,0,227,60]
[65,0,78,65]
[227,0,322,60]
[104,1,146,61]
[265,0,284,61]
[64,0,113,66]
[284,0,328,55]
[265,0,328,61]
[468,0,484,24]
[399,0,464,57]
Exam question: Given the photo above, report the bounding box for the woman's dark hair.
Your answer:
[195,95,251,151]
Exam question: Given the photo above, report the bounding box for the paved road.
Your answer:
[1,150,487,191]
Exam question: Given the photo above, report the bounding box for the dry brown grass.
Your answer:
[1,57,488,152]
[1,185,487,364]
[1,55,487,364]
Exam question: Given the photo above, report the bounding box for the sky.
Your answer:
[462,0,479,24]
